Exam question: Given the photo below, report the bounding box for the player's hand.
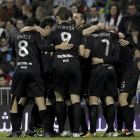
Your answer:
[1,46,8,52]
[34,26,46,36]
[119,39,129,46]
[97,22,106,29]
[92,57,103,64]
[59,41,73,50]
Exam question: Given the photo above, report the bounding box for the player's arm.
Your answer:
[84,36,92,58]
[79,45,85,57]
[36,33,73,52]
[20,26,45,36]
[83,22,106,36]
[119,39,133,49]
[110,31,125,39]
[93,41,120,64]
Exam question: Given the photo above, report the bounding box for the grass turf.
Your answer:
[1,132,140,140]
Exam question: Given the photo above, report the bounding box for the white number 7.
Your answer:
[101,39,110,56]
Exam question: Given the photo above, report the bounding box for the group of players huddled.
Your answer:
[7,6,139,138]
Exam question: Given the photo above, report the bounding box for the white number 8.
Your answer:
[18,40,28,57]
[61,32,71,44]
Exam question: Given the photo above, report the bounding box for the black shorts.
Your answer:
[89,66,117,97]
[11,73,44,97]
[119,66,139,96]
[53,66,81,99]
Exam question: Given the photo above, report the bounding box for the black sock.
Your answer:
[46,105,55,132]
[102,106,108,124]
[129,107,135,130]
[121,105,131,130]
[80,107,88,132]
[55,101,65,132]
[73,102,81,133]
[64,104,67,125]
[106,104,116,133]
[17,104,25,131]
[117,106,123,131]
[39,110,50,132]
[89,105,98,134]
[68,105,74,132]
[10,113,18,132]
[29,103,41,131]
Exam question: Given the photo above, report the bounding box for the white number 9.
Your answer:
[61,32,71,44]
[18,40,28,57]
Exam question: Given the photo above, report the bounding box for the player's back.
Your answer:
[14,31,42,75]
[89,30,115,59]
[114,40,135,73]
[47,22,84,69]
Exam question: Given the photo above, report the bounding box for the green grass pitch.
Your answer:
[1,132,140,140]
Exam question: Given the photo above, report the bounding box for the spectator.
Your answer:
[51,5,59,20]
[133,48,140,60]
[87,5,105,24]
[0,36,15,71]
[0,0,16,27]
[0,74,10,105]
[127,25,140,50]
[105,0,121,15]
[108,25,116,32]
[0,64,12,85]
[31,0,53,15]
[106,4,122,32]
[73,0,90,18]
[0,0,6,10]
[120,0,140,15]
[36,6,48,21]
[13,0,26,22]
[136,58,140,71]
[2,19,18,42]
[118,3,140,35]
[16,18,24,32]
[69,5,79,18]
[22,4,33,19]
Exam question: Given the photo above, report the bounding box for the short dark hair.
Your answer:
[0,74,6,80]
[130,25,139,32]
[0,36,7,45]
[90,4,97,10]
[16,18,25,24]
[91,21,99,25]
[55,6,69,20]
[52,5,59,9]
[0,64,9,74]
[6,19,14,25]
[76,12,87,24]
[25,17,40,26]
[127,2,137,9]
[40,16,56,28]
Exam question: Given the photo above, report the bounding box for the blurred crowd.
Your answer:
[0,0,140,104]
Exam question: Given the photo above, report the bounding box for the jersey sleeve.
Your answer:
[79,30,85,45]
[47,29,54,45]
[110,32,119,39]
[85,36,93,50]
[35,32,55,51]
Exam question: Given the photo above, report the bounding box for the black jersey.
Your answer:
[40,37,52,74]
[13,31,47,75]
[85,29,119,68]
[114,40,135,73]
[47,22,85,69]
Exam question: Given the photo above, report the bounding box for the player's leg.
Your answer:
[70,94,81,137]
[84,96,98,138]
[118,93,132,136]
[128,96,135,136]
[65,99,74,135]
[46,98,56,134]
[17,97,29,131]
[105,96,116,134]
[35,96,52,137]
